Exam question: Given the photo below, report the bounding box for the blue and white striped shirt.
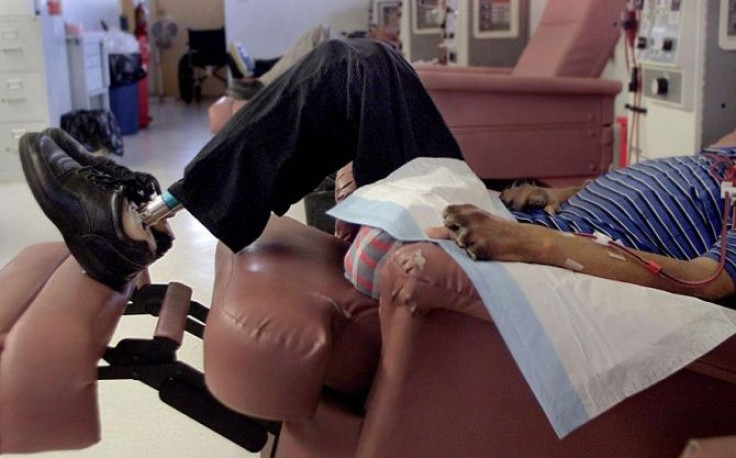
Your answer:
[512,148,736,282]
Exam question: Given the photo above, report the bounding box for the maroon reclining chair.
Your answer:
[415,0,626,186]
[3,217,736,457]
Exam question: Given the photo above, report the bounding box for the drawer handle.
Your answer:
[1,97,26,103]
[1,47,23,53]
[1,30,20,40]
[6,79,23,90]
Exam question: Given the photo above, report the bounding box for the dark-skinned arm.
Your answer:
[428,205,735,302]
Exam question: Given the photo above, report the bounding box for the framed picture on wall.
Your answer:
[473,0,520,39]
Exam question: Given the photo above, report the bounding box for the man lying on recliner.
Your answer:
[17,38,736,303]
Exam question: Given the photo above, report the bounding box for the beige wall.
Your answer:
[224,0,370,58]
[150,0,225,98]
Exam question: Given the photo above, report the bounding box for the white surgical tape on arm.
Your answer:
[607,251,626,261]
[592,231,613,246]
[592,231,627,260]
[564,258,584,272]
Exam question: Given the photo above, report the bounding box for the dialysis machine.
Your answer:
[444,0,529,67]
[399,0,527,66]
[634,0,736,159]
[399,0,444,62]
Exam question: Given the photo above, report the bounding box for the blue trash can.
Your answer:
[109,83,139,135]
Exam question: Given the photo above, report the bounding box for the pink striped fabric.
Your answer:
[344,225,404,298]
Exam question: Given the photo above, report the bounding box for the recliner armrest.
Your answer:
[381,242,736,390]
[413,64,514,76]
[373,241,736,457]
[204,216,379,421]
[417,70,622,96]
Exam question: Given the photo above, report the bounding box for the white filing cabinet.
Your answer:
[0,14,71,182]
[67,32,110,111]
[0,0,39,16]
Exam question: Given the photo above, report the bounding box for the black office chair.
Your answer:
[179,27,228,103]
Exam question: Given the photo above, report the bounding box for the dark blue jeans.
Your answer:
[168,39,462,252]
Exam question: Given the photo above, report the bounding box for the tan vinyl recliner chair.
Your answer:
[416,0,626,186]
[201,213,736,458]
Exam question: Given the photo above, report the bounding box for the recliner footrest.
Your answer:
[0,243,133,453]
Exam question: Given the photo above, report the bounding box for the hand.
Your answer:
[426,204,532,262]
[500,183,582,214]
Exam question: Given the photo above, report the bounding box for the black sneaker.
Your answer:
[19,132,159,290]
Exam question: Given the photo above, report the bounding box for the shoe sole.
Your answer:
[19,133,129,290]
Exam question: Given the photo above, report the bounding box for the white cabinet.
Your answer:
[0,14,71,182]
[0,73,48,122]
[67,32,110,111]
[0,19,43,70]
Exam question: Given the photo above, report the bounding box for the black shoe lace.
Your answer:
[82,166,160,206]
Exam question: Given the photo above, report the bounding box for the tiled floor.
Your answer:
[0,99,304,457]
